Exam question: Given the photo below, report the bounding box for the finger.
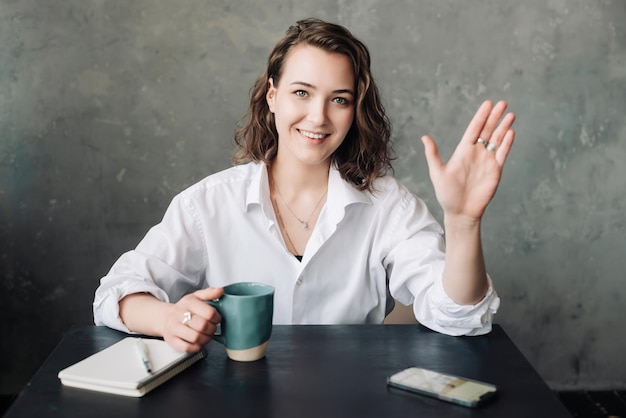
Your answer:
[163,335,192,352]
[165,334,207,354]
[178,316,218,341]
[461,100,493,145]
[191,288,223,323]
[173,288,223,332]
[180,302,222,333]
[488,111,516,147]
[179,309,221,335]
[421,135,444,175]
[495,129,515,165]
[194,287,224,302]
[162,315,213,353]
[177,287,223,322]
[478,101,509,144]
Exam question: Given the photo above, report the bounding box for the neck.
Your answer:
[269,160,330,195]
[267,160,330,255]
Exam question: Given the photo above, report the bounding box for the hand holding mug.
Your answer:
[162,287,223,353]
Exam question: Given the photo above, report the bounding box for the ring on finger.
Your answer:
[477,137,488,147]
[182,311,192,325]
[486,142,498,152]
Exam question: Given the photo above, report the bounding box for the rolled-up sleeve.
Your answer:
[93,192,207,332]
[390,243,500,336]
[423,275,500,336]
[384,185,499,336]
[93,261,171,333]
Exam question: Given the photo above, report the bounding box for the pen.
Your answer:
[136,338,153,374]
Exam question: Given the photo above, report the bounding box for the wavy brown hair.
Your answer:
[233,18,394,191]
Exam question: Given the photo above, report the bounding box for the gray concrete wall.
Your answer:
[1,0,625,393]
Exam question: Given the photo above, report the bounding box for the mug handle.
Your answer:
[206,299,225,345]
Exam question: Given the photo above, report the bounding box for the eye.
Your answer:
[333,97,351,105]
[294,90,308,98]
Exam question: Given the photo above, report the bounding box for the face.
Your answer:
[266,44,355,169]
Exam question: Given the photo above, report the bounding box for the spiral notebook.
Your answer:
[58,337,206,397]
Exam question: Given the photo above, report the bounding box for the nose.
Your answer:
[307,98,328,126]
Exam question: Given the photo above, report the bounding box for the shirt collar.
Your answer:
[326,165,371,222]
[245,162,371,217]
[245,162,270,209]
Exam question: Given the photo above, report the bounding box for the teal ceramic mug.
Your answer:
[206,282,274,362]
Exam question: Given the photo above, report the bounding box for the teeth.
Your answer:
[300,130,326,139]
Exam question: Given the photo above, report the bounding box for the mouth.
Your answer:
[298,129,330,141]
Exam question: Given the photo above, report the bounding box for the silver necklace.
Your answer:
[271,177,327,230]
[272,195,299,255]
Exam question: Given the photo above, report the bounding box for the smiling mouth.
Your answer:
[299,129,329,140]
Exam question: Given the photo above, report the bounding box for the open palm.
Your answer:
[422,100,516,221]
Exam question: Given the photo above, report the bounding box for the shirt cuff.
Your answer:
[93,281,170,334]
[424,275,500,336]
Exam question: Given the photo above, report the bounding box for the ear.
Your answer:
[266,78,276,113]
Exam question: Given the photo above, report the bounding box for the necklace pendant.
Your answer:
[303,222,310,230]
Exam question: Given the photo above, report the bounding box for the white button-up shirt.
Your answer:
[93,162,499,336]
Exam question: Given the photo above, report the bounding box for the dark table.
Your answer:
[6,324,571,417]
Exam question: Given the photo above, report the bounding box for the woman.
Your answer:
[94,18,515,353]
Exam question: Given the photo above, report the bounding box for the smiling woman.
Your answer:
[233,18,394,191]
[264,45,356,254]
[94,17,515,354]
[267,45,355,170]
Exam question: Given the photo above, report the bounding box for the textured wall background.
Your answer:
[1,0,625,394]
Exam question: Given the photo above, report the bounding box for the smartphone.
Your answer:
[387,366,498,408]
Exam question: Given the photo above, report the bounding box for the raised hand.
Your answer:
[421,100,515,223]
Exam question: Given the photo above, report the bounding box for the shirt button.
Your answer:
[296,279,303,286]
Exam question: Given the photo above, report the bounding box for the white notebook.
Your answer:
[58,337,206,397]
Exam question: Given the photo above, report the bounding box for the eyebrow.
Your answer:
[290,81,354,96]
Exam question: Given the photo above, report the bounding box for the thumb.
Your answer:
[193,287,224,301]
[421,135,443,174]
